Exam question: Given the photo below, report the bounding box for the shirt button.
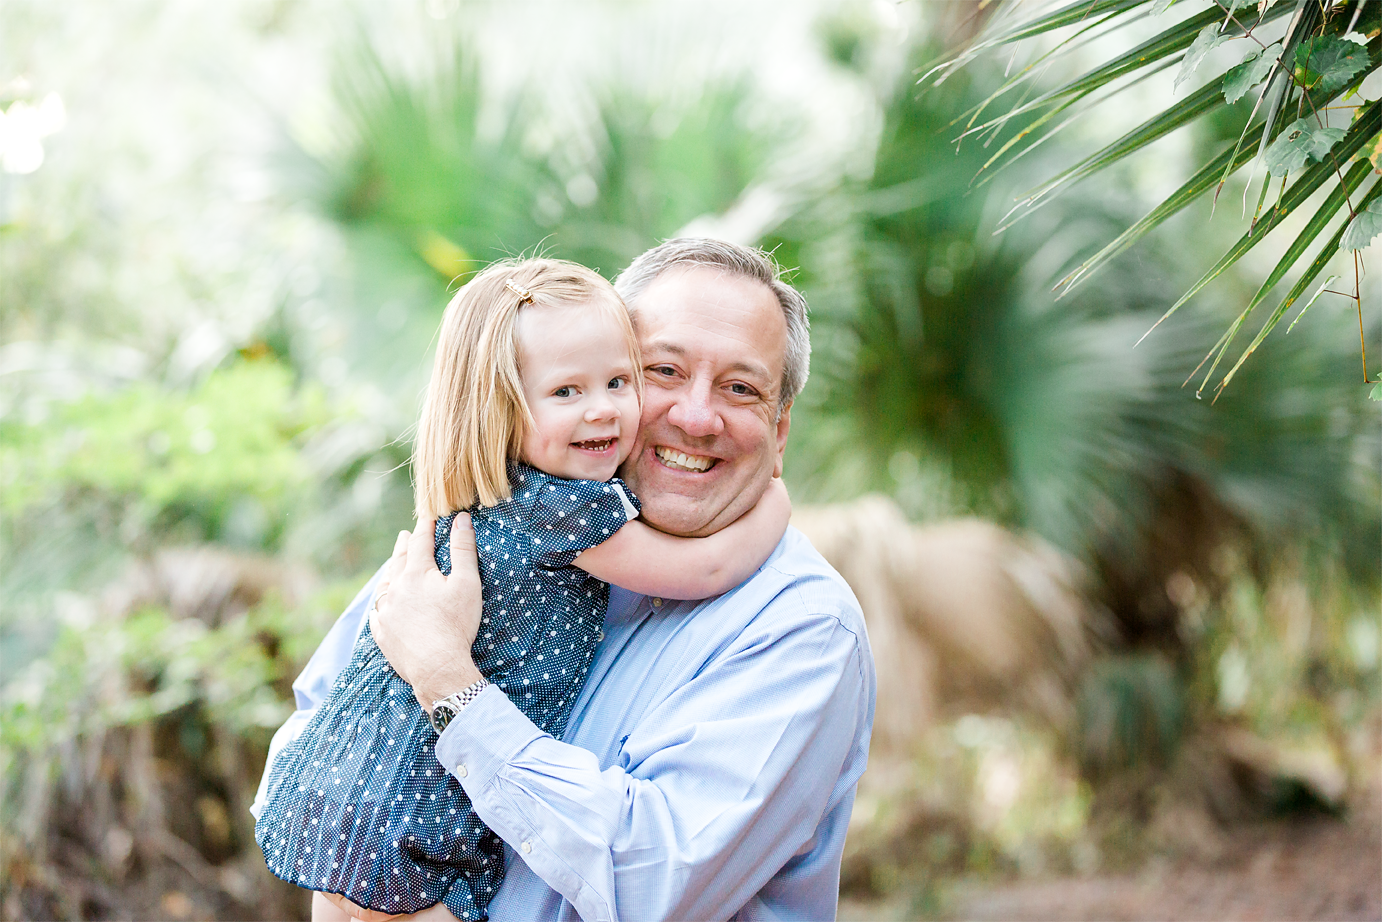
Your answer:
[652,597,663,608]
[456,764,469,778]
[521,840,533,854]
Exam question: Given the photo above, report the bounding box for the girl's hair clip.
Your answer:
[504,279,533,303]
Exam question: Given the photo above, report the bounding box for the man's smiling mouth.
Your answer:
[654,446,716,472]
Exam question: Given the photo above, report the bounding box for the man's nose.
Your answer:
[665,378,723,437]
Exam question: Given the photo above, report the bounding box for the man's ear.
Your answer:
[773,402,792,478]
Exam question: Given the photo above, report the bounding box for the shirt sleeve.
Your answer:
[527,476,641,569]
[433,591,869,922]
[248,567,382,819]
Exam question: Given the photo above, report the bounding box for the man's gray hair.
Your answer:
[614,238,810,411]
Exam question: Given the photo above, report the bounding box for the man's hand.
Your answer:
[370,514,484,709]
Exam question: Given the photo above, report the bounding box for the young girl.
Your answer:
[255,259,790,922]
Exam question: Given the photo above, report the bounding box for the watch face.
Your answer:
[429,703,456,734]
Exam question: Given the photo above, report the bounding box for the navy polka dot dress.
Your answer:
[255,464,639,920]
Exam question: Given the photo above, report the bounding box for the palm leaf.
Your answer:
[1139,99,1380,344]
[957,4,1233,143]
[928,0,1152,84]
[1214,172,1382,392]
[1056,134,1262,295]
[1000,76,1225,228]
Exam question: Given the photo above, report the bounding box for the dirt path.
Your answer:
[842,796,1381,921]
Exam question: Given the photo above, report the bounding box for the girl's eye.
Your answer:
[553,386,572,398]
[607,377,624,390]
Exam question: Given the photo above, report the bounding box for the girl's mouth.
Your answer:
[574,438,616,452]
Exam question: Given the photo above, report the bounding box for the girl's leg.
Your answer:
[311,891,353,922]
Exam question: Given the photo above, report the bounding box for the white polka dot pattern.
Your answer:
[254,465,637,919]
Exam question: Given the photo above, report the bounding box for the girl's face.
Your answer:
[515,300,641,482]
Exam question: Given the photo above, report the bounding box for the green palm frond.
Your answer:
[930,0,1382,390]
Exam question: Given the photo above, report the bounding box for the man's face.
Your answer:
[618,265,791,538]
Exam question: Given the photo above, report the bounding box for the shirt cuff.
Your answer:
[433,683,544,789]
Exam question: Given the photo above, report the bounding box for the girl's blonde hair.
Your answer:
[413,258,641,518]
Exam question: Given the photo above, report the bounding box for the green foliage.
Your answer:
[1077,654,1185,775]
[1264,117,1346,176]
[1,359,329,548]
[1177,24,1225,90]
[1341,198,1382,249]
[930,0,1382,390]
[1223,43,1280,104]
[305,30,776,401]
[1293,34,1370,93]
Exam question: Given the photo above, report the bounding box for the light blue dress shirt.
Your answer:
[253,527,875,921]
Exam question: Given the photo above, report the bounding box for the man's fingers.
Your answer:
[320,892,400,922]
[447,512,478,586]
[403,518,438,574]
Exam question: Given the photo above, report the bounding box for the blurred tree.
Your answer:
[772,32,1379,669]
[299,29,776,400]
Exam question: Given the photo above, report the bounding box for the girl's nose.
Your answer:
[584,392,619,422]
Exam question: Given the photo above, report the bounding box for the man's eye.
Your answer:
[649,365,676,377]
[729,383,756,397]
[553,386,572,398]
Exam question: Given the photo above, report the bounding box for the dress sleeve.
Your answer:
[527,476,641,569]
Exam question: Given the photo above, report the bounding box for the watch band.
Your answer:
[428,678,491,734]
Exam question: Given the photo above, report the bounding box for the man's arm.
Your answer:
[436,605,869,922]
[370,516,873,921]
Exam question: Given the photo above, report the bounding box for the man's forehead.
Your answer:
[635,267,786,366]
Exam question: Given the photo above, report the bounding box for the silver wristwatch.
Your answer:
[428,678,491,734]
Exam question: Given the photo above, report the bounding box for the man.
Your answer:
[259,239,875,921]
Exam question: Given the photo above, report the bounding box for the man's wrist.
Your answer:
[414,660,485,712]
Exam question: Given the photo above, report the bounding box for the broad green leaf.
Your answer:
[1370,382,1382,400]
[1263,116,1346,175]
[1223,43,1281,103]
[1176,24,1224,90]
[1340,199,1382,250]
[1293,35,1370,93]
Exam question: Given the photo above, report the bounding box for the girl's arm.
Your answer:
[573,478,790,599]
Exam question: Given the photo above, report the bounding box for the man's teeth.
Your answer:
[655,447,714,472]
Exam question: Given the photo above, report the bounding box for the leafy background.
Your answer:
[1,1,1378,920]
